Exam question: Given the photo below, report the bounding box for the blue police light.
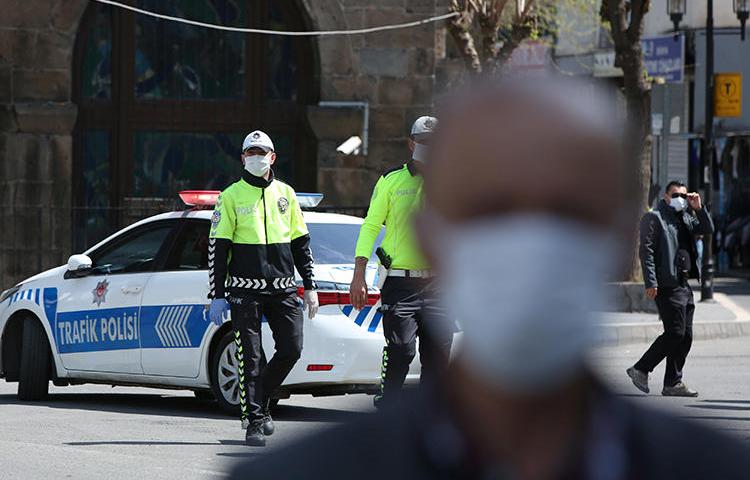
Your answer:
[297,193,324,209]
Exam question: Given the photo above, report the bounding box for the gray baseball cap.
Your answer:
[410,116,438,138]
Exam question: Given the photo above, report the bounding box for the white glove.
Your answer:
[303,290,319,319]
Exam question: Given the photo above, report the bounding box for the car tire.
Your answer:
[18,316,51,401]
[210,331,241,416]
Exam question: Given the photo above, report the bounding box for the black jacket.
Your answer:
[639,201,714,289]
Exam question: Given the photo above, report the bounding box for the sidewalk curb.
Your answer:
[595,320,750,346]
[596,292,750,346]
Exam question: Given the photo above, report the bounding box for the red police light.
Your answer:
[179,190,220,207]
[306,364,334,371]
[296,287,380,306]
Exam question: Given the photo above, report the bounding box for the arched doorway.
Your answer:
[72,1,319,250]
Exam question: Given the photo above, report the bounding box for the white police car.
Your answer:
[0,192,418,413]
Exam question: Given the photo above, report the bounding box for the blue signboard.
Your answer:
[642,34,685,83]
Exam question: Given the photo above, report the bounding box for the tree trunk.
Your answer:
[618,47,652,282]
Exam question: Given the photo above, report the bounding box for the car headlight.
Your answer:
[0,285,21,304]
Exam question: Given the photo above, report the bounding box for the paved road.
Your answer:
[2,334,749,478]
[0,384,373,479]
[593,335,750,443]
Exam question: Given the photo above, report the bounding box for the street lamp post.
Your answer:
[668,0,748,301]
[736,0,750,40]
[702,0,716,302]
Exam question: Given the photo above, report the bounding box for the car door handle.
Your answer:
[121,286,143,295]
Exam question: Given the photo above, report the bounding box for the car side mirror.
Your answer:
[64,254,93,279]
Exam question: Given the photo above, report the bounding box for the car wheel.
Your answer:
[210,331,241,416]
[18,316,51,401]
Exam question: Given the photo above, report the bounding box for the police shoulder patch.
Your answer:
[211,210,221,225]
[278,197,289,214]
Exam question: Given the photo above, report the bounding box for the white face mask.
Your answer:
[243,153,272,177]
[437,215,614,394]
[670,196,687,212]
[412,142,428,163]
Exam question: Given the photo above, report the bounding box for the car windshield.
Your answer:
[308,223,383,265]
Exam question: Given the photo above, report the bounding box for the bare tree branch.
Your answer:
[448,0,483,74]
[476,0,508,68]
[494,15,533,68]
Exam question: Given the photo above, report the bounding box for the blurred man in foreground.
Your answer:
[230,78,750,479]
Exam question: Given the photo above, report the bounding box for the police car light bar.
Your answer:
[179,190,220,207]
[297,193,324,209]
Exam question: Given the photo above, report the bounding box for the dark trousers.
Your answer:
[378,277,453,403]
[634,285,694,387]
[228,291,303,422]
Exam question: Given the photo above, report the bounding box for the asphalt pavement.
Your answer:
[2,309,750,478]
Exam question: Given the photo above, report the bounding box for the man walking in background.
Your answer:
[628,181,714,397]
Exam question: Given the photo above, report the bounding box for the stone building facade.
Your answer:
[0,0,456,287]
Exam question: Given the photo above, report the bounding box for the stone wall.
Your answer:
[304,0,441,206]
[0,0,87,288]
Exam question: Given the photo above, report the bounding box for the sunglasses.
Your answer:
[671,193,688,199]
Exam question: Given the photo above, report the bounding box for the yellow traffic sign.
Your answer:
[714,73,742,117]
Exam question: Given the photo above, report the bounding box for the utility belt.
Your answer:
[387,269,433,279]
[374,247,433,288]
[227,275,296,290]
[376,268,434,289]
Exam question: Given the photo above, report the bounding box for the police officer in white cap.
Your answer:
[208,129,318,446]
[350,116,453,408]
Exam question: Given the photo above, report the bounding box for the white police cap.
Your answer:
[410,116,438,137]
[242,130,275,152]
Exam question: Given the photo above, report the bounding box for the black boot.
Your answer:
[373,393,386,410]
[262,406,275,436]
[245,420,266,447]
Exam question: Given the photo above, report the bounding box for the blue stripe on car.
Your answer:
[367,312,382,332]
[354,308,370,326]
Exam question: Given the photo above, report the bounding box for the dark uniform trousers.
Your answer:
[379,277,453,403]
[634,285,695,387]
[228,291,303,422]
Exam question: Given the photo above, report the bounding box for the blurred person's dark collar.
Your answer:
[408,373,628,480]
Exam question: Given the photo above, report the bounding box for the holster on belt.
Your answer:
[376,265,388,289]
[375,247,392,289]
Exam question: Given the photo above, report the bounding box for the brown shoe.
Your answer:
[662,382,698,397]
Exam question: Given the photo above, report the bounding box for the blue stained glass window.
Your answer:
[135,0,247,99]
[133,131,296,198]
[133,132,244,197]
[76,130,111,250]
[80,5,112,99]
[265,133,294,183]
[266,3,299,101]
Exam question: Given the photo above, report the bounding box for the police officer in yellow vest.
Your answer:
[208,130,318,446]
[350,116,453,408]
